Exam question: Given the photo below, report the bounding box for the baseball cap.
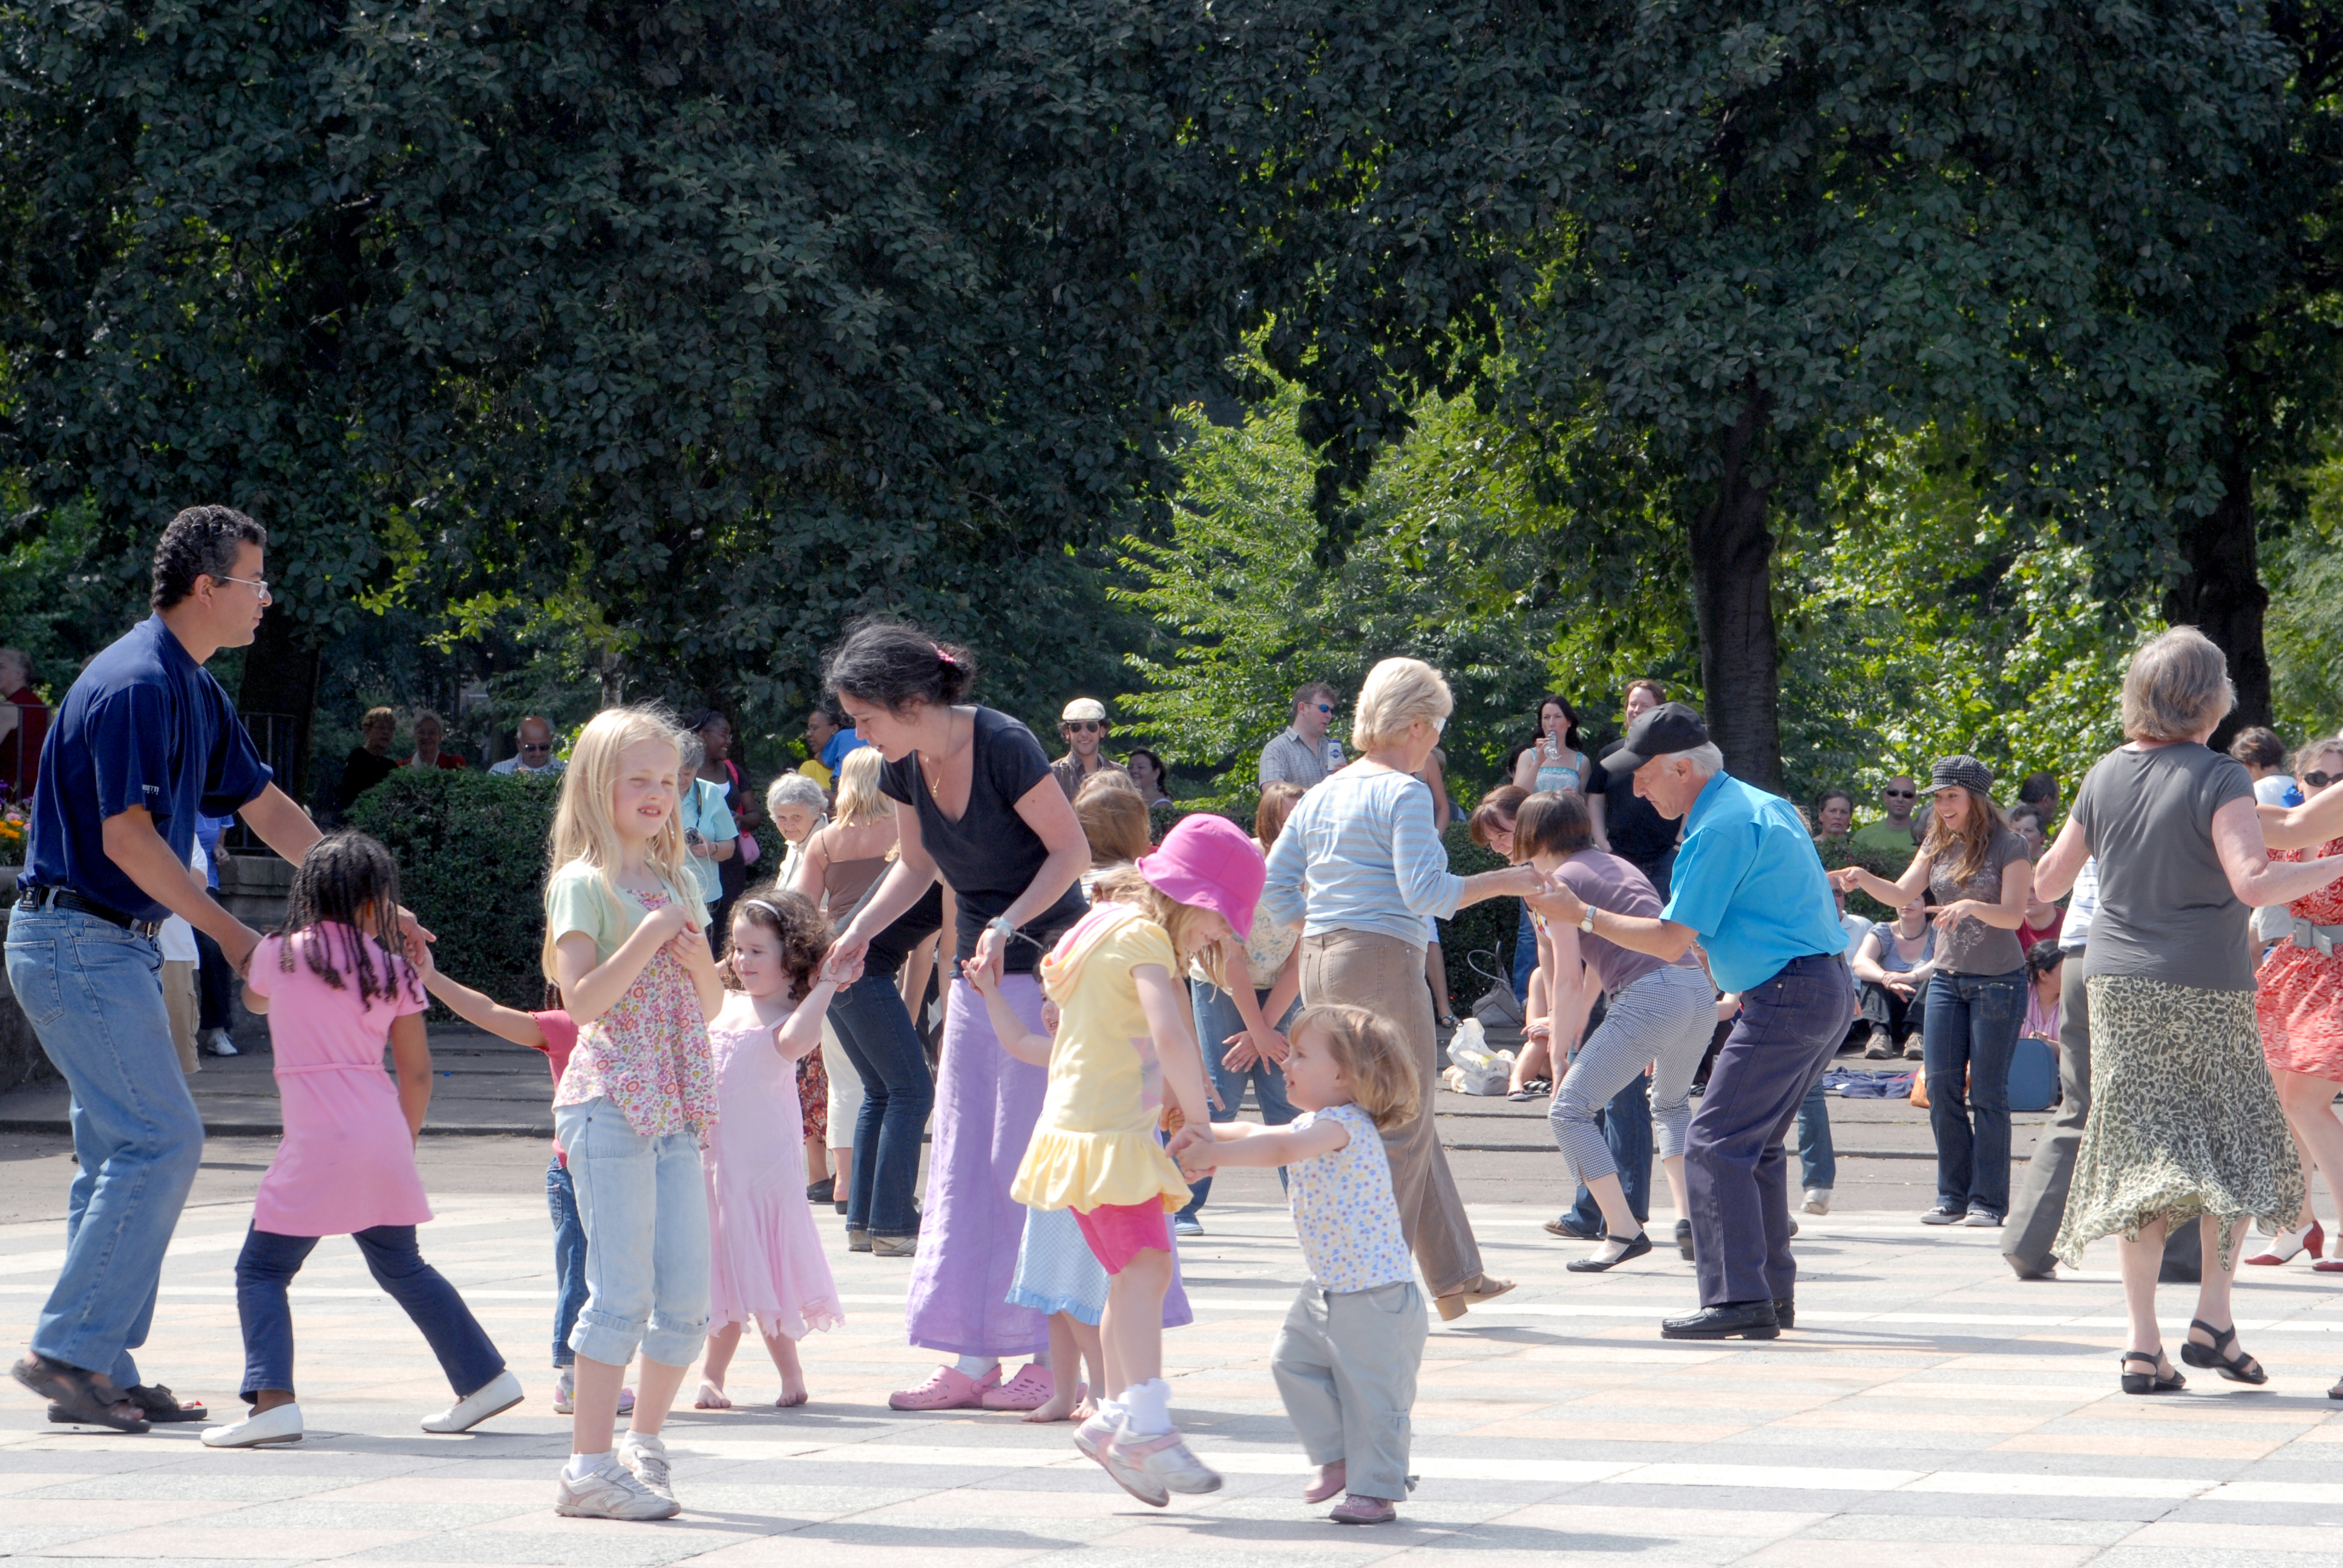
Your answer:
[1061,697,1108,723]
[1603,702,1710,776]
[1921,755,1994,797]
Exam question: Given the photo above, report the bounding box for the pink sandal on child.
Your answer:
[887,1364,1001,1411]
[979,1363,1054,1411]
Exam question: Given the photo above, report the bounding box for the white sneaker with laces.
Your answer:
[618,1430,677,1506]
[422,1368,523,1433]
[1109,1424,1222,1497]
[1802,1189,1832,1216]
[200,1401,303,1448]
[554,1455,678,1520]
[202,1027,238,1056]
[553,1367,574,1415]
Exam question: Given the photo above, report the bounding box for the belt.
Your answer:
[14,886,164,939]
[2286,915,2343,959]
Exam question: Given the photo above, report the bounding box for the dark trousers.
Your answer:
[1563,1068,1654,1233]
[548,1157,588,1368]
[234,1223,506,1402]
[1686,955,1855,1306]
[1922,969,2025,1217]
[2004,949,2201,1278]
[193,913,234,1033]
[1857,978,1927,1044]
[827,975,936,1240]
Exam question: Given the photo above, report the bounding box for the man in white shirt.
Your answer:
[1257,681,1345,789]
[488,715,565,776]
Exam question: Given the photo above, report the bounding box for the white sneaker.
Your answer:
[552,1367,634,1416]
[1802,1189,1832,1216]
[617,1430,676,1506]
[422,1368,523,1433]
[201,1402,303,1448]
[1107,1424,1222,1497]
[201,1028,238,1056]
[554,1455,678,1520]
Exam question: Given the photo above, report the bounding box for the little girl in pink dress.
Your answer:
[695,886,846,1408]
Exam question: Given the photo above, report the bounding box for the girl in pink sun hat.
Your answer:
[964,811,1262,1504]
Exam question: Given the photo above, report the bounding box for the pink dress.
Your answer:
[244,927,433,1236]
[704,1007,844,1339]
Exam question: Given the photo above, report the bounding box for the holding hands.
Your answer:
[1167,1122,1219,1180]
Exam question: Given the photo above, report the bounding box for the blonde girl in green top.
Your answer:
[540,707,726,1523]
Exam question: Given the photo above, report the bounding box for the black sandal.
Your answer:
[122,1383,208,1423]
[2119,1351,2185,1396]
[10,1353,149,1432]
[2181,1318,2268,1385]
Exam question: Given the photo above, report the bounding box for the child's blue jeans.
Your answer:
[547,1156,588,1368]
[234,1223,506,1401]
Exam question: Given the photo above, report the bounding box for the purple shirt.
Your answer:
[1556,848,1699,998]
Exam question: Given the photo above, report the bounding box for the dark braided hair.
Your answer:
[721,883,831,1003]
[279,831,419,1008]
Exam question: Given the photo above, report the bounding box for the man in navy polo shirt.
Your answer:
[7,506,329,1432]
[1533,704,1854,1342]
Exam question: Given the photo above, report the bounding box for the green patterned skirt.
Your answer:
[2052,974,2302,1272]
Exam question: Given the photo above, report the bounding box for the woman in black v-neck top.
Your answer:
[818,621,1090,1398]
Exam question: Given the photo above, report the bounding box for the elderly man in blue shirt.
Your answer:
[1533,704,1854,1341]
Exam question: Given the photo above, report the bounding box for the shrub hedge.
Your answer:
[1814,835,1919,923]
[1437,820,1518,1011]
[347,768,562,1012]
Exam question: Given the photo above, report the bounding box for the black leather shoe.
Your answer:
[1674,1217,1694,1259]
[1771,1296,1794,1330]
[1544,1214,1602,1240]
[1660,1300,1780,1340]
[1567,1232,1654,1273]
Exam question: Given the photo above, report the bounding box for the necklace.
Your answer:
[919,710,968,796]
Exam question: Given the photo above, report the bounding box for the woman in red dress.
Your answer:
[2255,737,2343,1275]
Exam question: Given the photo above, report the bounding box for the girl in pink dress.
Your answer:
[695,885,847,1408]
[200,834,519,1449]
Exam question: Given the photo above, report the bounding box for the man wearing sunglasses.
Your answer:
[488,714,566,776]
[1257,681,1345,790]
[1049,697,1129,802]
[1850,774,1924,853]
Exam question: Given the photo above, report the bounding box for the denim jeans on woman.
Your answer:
[553,1096,710,1369]
[547,1157,587,1368]
[1178,982,1300,1219]
[4,906,203,1384]
[234,1223,506,1400]
[1921,968,2026,1218]
[825,976,936,1240]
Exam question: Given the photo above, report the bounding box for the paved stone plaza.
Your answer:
[7,1133,2343,1568]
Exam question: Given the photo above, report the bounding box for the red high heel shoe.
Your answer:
[2246,1219,2324,1266]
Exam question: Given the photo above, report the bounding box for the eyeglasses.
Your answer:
[2306,771,2336,789]
[216,574,271,601]
[1312,703,1333,715]
[519,742,553,754]
[1065,721,1104,733]
[1884,788,1916,799]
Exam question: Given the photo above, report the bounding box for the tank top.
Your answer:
[1533,737,1583,794]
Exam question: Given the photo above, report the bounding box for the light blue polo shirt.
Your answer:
[1660,770,1848,993]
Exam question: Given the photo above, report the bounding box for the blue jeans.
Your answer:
[5,906,203,1383]
[1512,906,1539,1004]
[827,976,936,1240]
[554,1097,710,1368]
[1179,982,1300,1218]
[547,1157,587,1368]
[1797,1077,1836,1191]
[234,1223,506,1401]
[1922,969,2026,1217]
[1564,1070,1653,1233]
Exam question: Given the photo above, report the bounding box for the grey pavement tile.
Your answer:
[756,1515,1133,1549]
[1786,1515,2145,1544]
[0,1560,264,1568]
[195,1498,539,1531]
[342,1528,749,1567]
[2086,1552,2343,1568]
[1832,1493,2175,1522]
[15,1471,350,1501]
[2163,1500,2343,1526]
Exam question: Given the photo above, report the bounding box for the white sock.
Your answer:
[955,1354,1000,1379]
[1120,1379,1171,1437]
[566,1451,606,1479]
[1096,1397,1126,1427]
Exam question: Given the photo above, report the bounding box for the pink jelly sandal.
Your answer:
[887,1363,1001,1411]
[979,1363,1055,1411]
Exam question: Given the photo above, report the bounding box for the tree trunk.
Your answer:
[2166,390,2270,751]
[237,612,322,809]
[1687,387,1784,793]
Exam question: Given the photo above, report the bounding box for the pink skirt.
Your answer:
[705,1021,844,1340]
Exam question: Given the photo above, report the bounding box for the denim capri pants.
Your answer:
[1548,963,1717,1186]
[554,1096,712,1369]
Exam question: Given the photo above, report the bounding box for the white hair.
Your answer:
[1668,742,1725,778]
[767,771,828,817]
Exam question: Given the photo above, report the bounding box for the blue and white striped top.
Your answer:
[1259,766,1462,948]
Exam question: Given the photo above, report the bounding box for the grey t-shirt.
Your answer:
[1555,848,1699,998]
[1928,826,2032,976]
[2071,743,2256,991]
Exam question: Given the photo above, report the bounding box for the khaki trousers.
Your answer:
[162,958,200,1077]
[1300,929,1483,1296]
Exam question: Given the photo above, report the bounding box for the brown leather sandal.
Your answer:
[1434,1274,1516,1322]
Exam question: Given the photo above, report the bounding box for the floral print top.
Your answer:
[552,892,717,1143]
[1287,1101,1413,1292]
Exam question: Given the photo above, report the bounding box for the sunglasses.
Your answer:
[519,743,553,754]
[1064,720,1104,733]
[1884,788,1916,799]
[1312,703,1334,715]
[2306,771,2336,789]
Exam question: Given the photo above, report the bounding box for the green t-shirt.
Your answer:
[1849,818,1919,857]
[544,860,709,965]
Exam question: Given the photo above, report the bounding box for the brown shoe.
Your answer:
[1435,1274,1515,1322]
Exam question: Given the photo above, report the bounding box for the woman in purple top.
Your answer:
[818,621,1093,1412]
[1518,791,1717,1271]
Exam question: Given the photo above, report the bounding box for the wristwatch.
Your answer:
[986,913,1017,942]
[1579,905,1598,935]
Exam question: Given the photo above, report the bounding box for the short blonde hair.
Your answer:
[1291,1004,1420,1129]
[543,706,696,979]
[2121,627,2234,742]
[1351,657,1452,753]
[362,705,396,729]
[833,747,893,829]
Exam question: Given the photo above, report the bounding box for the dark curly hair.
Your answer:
[822,618,976,713]
[722,883,831,1002]
[151,505,268,610]
[279,831,421,1008]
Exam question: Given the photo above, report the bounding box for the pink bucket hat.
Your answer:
[1136,814,1265,937]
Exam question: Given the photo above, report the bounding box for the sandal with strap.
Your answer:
[11,1353,149,1432]
[2119,1351,2186,1396]
[2181,1318,2268,1385]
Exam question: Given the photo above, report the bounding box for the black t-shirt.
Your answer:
[338,746,399,811]
[1588,740,1680,872]
[862,881,946,979]
[879,707,1087,975]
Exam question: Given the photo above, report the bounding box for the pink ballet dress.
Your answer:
[704,1012,844,1339]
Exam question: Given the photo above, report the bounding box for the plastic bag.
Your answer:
[1445,1018,1513,1095]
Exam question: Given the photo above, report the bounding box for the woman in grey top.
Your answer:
[1833,756,2034,1227]
[2032,629,2343,1396]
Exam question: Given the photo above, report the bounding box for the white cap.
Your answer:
[1061,697,1108,723]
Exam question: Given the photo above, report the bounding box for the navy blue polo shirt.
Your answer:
[18,615,273,922]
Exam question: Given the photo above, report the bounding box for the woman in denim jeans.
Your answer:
[1833,756,2034,1227]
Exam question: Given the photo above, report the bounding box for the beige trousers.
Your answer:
[1300,929,1483,1296]
[822,1018,862,1154]
[162,959,200,1077]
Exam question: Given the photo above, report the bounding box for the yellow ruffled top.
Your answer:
[1012,903,1193,1214]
